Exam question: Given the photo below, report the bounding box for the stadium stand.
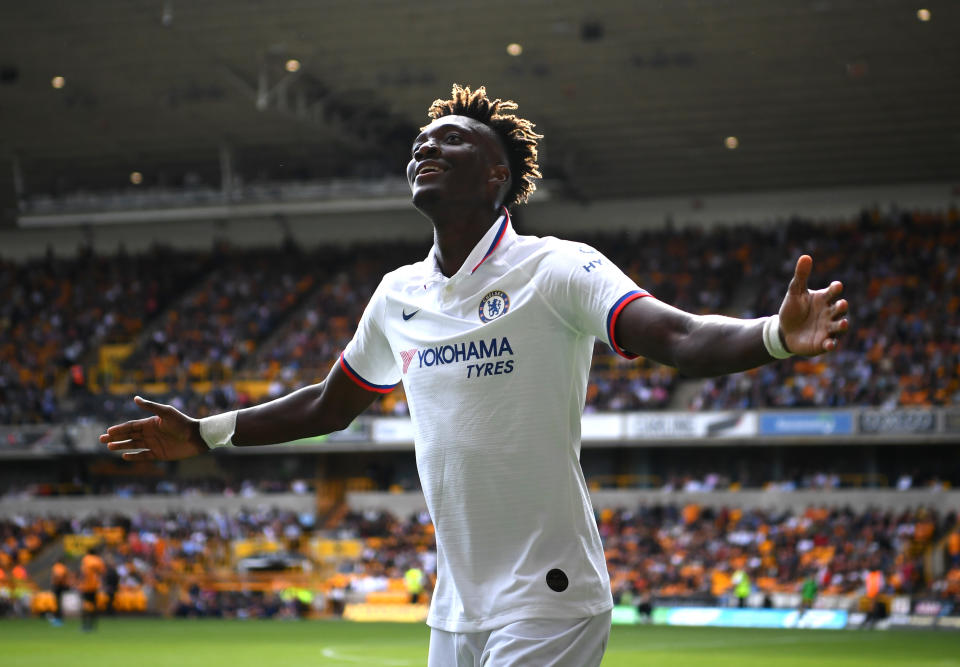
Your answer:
[1,0,957,654]
[690,209,960,410]
[3,207,957,426]
[3,503,958,621]
[0,246,205,424]
[1,202,957,628]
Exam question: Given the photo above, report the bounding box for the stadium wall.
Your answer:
[343,489,960,517]
[7,408,950,458]
[0,492,315,518]
[3,489,956,519]
[4,182,955,258]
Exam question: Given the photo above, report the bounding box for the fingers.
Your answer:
[99,396,167,445]
[120,449,157,462]
[831,298,849,319]
[99,422,136,444]
[98,415,158,448]
[99,417,146,441]
[822,324,848,351]
[134,395,171,417]
[106,439,142,452]
[827,317,849,339]
[821,303,850,352]
[825,280,844,304]
[99,427,129,444]
[789,255,813,295]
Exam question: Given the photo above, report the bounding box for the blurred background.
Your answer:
[0,0,959,633]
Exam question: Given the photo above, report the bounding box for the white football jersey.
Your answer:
[341,210,649,632]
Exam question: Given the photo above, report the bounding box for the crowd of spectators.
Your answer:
[600,504,941,603]
[0,218,752,423]
[2,206,958,425]
[2,466,951,501]
[0,515,63,616]
[1,515,61,577]
[689,208,960,409]
[171,585,296,620]
[4,502,959,619]
[122,242,329,385]
[645,470,951,493]
[236,240,426,417]
[0,245,204,424]
[320,503,960,612]
[320,507,438,610]
[59,239,425,423]
[0,507,316,619]
[332,504,960,611]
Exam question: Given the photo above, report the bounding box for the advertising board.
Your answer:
[625,412,756,440]
[758,412,854,436]
[859,410,936,434]
[652,606,848,629]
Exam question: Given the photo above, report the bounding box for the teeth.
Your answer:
[419,166,441,175]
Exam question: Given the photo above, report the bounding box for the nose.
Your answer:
[414,139,440,161]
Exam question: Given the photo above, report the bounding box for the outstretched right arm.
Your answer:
[99,362,380,461]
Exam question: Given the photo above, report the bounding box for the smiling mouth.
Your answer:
[415,164,447,180]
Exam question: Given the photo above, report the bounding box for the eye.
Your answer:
[445,133,462,144]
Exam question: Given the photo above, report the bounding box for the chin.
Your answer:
[411,186,443,212]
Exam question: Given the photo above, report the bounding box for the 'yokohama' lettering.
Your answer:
[416,337,514,368]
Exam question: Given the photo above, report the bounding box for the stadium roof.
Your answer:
[1,0,958,204]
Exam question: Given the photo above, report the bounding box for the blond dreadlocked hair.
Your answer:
[426,84,542,208]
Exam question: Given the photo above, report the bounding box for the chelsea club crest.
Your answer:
[478,290,510,323]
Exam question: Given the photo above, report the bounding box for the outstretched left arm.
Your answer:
[613,255,849,377]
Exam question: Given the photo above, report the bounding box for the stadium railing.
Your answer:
[3,407,957,458]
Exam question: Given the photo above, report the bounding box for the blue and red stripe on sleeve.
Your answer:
[606,290,652,359]
[339,353,398,394]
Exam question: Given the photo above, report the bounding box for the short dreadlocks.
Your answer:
[426,84,542,208]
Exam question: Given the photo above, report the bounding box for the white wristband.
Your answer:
[762,315,794,359]
[198,411,238,449]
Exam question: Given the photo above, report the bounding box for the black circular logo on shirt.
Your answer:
[546,568,569,592]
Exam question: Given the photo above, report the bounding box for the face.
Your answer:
[406,115,509,211]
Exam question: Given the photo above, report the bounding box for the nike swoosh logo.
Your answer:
[402,309,420,321]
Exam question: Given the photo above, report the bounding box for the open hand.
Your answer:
[99,396,207,461]
[779,255,849,356]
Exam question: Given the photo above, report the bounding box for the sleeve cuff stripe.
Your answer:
[339,354,397,394]
[606,290,652,359]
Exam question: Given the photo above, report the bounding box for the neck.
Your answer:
[428,203,503,277]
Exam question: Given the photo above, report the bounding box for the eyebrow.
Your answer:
[412,123,474,148]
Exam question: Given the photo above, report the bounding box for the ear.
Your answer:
[488,164,510,185]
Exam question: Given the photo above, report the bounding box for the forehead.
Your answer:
[415,115,498,144]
